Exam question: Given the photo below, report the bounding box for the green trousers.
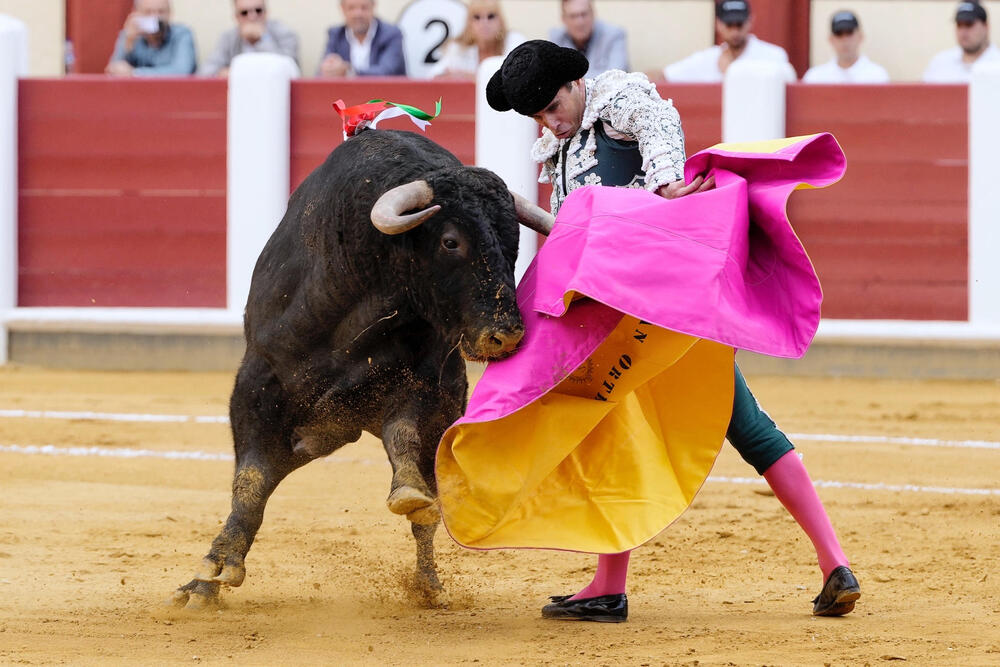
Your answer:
[727,365,795,475]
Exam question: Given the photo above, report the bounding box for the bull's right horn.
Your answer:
[511,192,555,236]
[371,180,442,235]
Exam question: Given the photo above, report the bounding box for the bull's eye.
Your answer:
[442,238,459,251]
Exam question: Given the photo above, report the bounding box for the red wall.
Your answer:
[65,0,133,74]
[16,79,970,321]
[786,84,968,321]
[18,77,228,307]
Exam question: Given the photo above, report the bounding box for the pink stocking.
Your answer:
[571,551,631,599]
[763,450,849,580]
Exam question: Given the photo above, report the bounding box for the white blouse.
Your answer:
[427,31,525,78]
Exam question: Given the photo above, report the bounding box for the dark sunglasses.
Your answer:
[724,21,745,29]
[472,13,497,20]
[239,7,265,17]
[832,28,856,37]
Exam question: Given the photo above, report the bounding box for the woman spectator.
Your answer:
[428,0,524,79]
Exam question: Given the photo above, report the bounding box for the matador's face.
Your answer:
[530,79,586,140]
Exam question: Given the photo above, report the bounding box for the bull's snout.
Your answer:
[474,324,525,359]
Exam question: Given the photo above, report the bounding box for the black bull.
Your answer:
[172,130,553,609]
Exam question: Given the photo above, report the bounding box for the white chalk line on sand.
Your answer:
[1,407,996,451]
[1,443,997,497]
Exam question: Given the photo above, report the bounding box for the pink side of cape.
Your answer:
[459,133,845,424]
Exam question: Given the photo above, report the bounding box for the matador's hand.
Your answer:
[657,174,715,199]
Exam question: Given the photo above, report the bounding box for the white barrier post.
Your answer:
[0,15,28,365]
[475,55,540,283]
[969,62,1000,325]
[722,59,795,143]
[227,53,300,315]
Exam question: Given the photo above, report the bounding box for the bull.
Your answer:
[171,129,552,609]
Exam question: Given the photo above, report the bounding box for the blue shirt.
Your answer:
[110,23,197,76]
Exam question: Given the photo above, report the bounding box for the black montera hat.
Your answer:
[831,10,860,33]
[955,2,987,23]
[486,40,589,116]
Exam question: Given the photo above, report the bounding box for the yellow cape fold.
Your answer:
[437,316,734,553]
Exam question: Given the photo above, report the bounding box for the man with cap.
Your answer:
[661,0,790,82]
[486,39,860,622]
[803,10,889,83]
[923,1,1000,82]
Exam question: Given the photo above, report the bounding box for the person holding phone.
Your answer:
[106,0,197,77]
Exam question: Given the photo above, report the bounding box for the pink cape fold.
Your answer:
[457,133,845,426]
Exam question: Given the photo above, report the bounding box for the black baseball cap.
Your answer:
[716,1,750,23]
[955,2,987,23]
[831,10,860,33]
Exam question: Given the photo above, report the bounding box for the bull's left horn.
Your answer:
[511,192,554,236]
[371,180,442,235]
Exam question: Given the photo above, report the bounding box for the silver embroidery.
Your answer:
[531,70,687,214]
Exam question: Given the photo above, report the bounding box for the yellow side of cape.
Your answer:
[437,316,734,553]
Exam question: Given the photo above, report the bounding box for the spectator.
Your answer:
[548,0,628,77]
[318,0,406,77]
[802,10,889,83]
[660,0,789,82]
[428,0,524,80]
[199,0,300,77]
[923,1,1000,83]
[106,0,197,77]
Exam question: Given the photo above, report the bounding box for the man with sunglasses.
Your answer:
[661,0,790,83]
[923,1,1000,83]
[802,10,889,84]
[200,0,300,77]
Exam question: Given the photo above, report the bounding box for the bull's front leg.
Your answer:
[381,417,448,607]
[382,419,440,525]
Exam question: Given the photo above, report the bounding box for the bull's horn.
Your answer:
[511,192,554,236]
[371,180,441,235]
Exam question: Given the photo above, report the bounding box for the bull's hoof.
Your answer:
[387,485,435,516]
[170,579,222,611]
[193,556,246,586]
[421,586,450,609]
[415,571,449,609]
[406,503,440,526]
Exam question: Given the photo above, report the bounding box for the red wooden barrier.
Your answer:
[18,77,227,307]
[14,79,970,322]
[786,84,968,321]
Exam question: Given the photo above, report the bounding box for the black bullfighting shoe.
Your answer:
[812,566,861,616]
[541,593,628,623]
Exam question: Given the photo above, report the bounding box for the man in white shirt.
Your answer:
[661,0,789,82]
[803,10,889,84]
[923,1,1000,83]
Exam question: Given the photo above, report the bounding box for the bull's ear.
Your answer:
[511,192,554,236]
[371,180,441,235]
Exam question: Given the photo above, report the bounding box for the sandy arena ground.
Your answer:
[0,366,998,666]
